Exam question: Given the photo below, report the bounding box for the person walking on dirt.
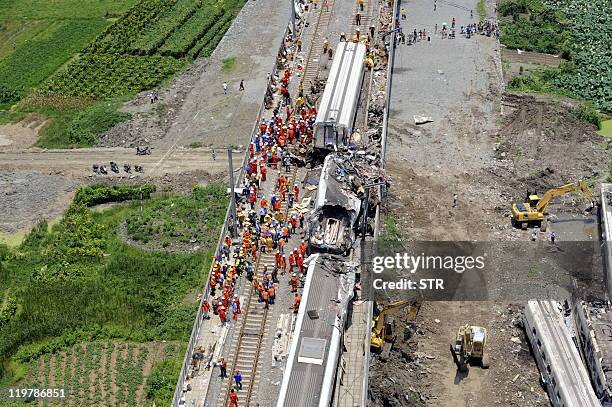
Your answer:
[322,37,329,54]
[356,12,362,26]
[434,0,437,10]
[223,82,228,94]
[239,80,244,91]
[550,231,557,244]
[452,193,458,208]
[401,8,407,19]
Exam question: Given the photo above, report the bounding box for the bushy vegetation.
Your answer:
[501,0,611,112]
[0,184,227,388]
[146,347,183,406]
[65,102,132,146]
[498,0,571,54]
[74,184,156,206]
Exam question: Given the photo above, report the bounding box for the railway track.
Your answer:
[353,0,380,133]
[218,164,299,407]
[301,0,336,96]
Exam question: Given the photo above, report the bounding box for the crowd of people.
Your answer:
[396,7,500,44]
[199,43,323,404]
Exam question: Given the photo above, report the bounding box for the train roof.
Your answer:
[276,254,355,407]
[315,41,367,129]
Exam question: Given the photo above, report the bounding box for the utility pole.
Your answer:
[291,0,296,38]
[227,148,237,238]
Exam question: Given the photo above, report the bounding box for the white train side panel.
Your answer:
[523,300,599,407]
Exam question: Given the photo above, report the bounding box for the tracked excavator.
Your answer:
[451,324,489,372]
[511,180,594,231]
[371,301,410,360]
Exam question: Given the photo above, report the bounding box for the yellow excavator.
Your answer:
[450,324,489,372]
[511,180,594,231]
[371,301,410,359]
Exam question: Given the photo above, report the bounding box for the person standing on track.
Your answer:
[223,81,228,94]
[358,0,364,11]
[356,12,362,25]
[229,389,239,406]
[233,370,243,390]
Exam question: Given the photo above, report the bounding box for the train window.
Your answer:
[546,365,551,374]
[532,327,537,335]
[541,352,546,361]
[537,339,542,347]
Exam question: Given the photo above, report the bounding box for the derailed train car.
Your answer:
[313,41,367,150]
[309,155,361,254]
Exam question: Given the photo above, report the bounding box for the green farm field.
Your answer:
[0,184,228,406]
[0,0,245,148]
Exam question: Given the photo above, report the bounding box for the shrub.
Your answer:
[74,184,156,207]
[575,104,602,130]
[67,103,131,146]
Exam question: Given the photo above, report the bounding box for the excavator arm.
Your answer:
[372,301,409,334]
[534,180,593,213]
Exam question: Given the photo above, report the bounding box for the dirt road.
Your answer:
[0,147,235,177]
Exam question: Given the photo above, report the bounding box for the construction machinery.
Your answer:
[511,180,594,231]
[450,324,489,372]
[371,301,410,359]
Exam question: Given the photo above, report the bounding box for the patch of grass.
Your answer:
[381,214,402,242]
[0,18,108,103]
[35,100,130,148]
[222,56,237,72]
[125,183,228,251]
[477,0,487,20]
[599,119,612,137]
[0,0,139,20]
[188,141,204,148]
[607,165,612,183]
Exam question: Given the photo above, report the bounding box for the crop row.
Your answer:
[85,0,174,55]
[43,55,186,98]
[129,0,200,56]
[188,13,234,59]
[158,5,226,58]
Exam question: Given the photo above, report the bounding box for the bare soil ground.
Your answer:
[369,0,610,404]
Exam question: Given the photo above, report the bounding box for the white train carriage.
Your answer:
[523,300,600,407]
[313,41,367,150]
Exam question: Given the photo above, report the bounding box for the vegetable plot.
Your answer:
[42,0,244,99]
